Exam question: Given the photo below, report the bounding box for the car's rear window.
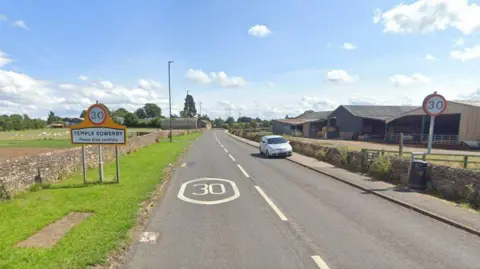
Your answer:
[267,137,287,144]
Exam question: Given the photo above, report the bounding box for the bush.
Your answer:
[368,155,392,180]
[314,149,327,161]
[339,147,348,165]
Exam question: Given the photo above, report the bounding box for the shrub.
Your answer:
[339,147,349,165]
[368,155,392,180]
[314,149,327,161]
[300,144,315,157]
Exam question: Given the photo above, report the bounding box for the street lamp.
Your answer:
[168,60,174,142]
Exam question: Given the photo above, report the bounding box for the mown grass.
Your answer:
[0,128,160,141]
[0,139,76,149]
[0,132,202,269]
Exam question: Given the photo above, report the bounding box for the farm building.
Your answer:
[198,120,212,129]
[272,110,332,138]
[327,105,418,140]
[386,100,480,144]
[160,117,197,129]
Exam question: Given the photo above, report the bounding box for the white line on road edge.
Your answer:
[254,186,288,221]
[228,154,236,161]
[224,148,228,153]
[237,164,250,178]
[311,255,331,269]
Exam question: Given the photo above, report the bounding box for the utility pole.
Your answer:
[238,112,241,119]
[168,60,174,142]
[227,108,232,118]
[199,102,202,116]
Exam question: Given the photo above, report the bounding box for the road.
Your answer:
[123,130,480,269]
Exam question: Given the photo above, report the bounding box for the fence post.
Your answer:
[464,156,468,169]
[399,133,404,156]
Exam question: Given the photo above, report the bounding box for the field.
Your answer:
[0,133,201,269]
[0,128,163,160]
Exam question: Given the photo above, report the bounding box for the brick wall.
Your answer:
[0,129,198,198]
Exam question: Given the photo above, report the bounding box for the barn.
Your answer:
[327,105,418,140]
[386,100,480,144]
[272,110,332,137]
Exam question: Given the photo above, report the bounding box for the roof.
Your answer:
[274,118,318,125]
[341,105,419,121]
[451,100,480,107]
[295,110,332,120]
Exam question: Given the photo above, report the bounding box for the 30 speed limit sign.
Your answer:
[422,93,447,116]
[88,104,107,125]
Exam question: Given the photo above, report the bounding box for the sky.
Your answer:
[2,0,480,120]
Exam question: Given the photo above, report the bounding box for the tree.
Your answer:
[124,113,139,127]
[23,114,34,129]
[213,118,224,128]
[0,115,11,131]
[255,117,262,123]
[80,110,87,118]
[238,116,253,123]
[135,108,147,119]
[150,117,162,128]
[113,108,129,118]
[144,103,162,118]
[249,120,258,129]
[285,115,289,119]
[182,93,197,118]
[225,116,235,126]
[262,120,270,127]
[47,111,56,124]
[10,114,23,130]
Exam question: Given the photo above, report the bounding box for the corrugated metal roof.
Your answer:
[342,105,419,121]
[295,110,332,120]
[274,118,317,125]
[451,100,480,107]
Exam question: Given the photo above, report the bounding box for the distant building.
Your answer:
[272,110,332,138]
[198,120,212,130]
[160,117,198,129]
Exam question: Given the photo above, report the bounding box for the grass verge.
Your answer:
[0,132,202,269]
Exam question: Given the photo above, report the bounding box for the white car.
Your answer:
[259,135,293,158]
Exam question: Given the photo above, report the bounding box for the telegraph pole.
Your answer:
[168,60,174,142]
[199,102,202,116]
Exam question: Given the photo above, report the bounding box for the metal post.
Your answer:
[399,133,404,156]
[98,145,104,183]
[427,116,435,154]
[168,60,174,142]
[115,145,120,183]
[81,145,87,184]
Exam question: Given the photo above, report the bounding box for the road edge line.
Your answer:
[226,132,480,238]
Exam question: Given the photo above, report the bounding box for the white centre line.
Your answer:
[311,255,331,269]
[237,164,250,178]
[254,186,288,221]
[224,148,228,153]
[228,154,236,162]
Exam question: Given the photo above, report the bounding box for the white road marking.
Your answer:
[254,186,288,221]
[224,148,228,153]
[228,154,236,162]
[139,232,160,244]
[180,163,186,167]
[177,178,240,205]
[311,255,331,269]
[237,164,250,178]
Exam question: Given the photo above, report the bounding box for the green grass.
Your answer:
[0,128,160,141]
[0,139,76,149]
[0,132,202,269]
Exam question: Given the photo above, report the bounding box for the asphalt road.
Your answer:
[123,130,480,269]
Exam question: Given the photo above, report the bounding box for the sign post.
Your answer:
[70,103,127,184]
[422,92,447,154]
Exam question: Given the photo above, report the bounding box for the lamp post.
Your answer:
[168,60,174,142]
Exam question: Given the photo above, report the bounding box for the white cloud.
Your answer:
[373,0,480,35]
[58,84,76,90]
[425,54,437,61]
[297,96,338,111]
[454,37,465,47]
[99,81,114,89]
[210,72,248,88]
[266,81,276,87]
[186,69,211,84]
[389,73,432,87]
[248,24,271,37]
[342,42,357,50]
[0,50,13,67]
[138,79,162,90]
[12,20,29,30]
[349,95,380,105]
[78,75,88,81]
[450,45,480,61]
[326,69,358,83]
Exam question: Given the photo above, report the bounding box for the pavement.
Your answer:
[123,130,480,269]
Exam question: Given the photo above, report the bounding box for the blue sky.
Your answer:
[2,0,480,119]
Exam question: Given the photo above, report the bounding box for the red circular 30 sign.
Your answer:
[423,93,447,116]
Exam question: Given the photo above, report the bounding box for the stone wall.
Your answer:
[0,129,199,198]
[234,131,480,204]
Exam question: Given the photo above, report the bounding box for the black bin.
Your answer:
[408,160,428,191]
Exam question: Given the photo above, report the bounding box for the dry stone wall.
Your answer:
[0,129,198,198]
